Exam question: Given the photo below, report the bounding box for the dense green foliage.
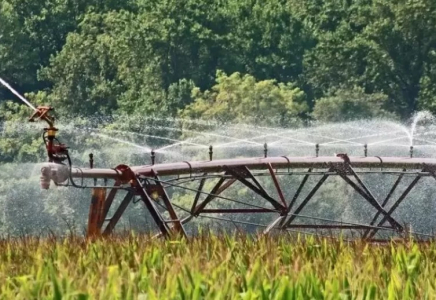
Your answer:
[2,0,436,123]
[0,234,435,299]
[1,0,436,237]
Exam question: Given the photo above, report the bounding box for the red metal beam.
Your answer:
[102,192,133,236]
[266,163,287,209]
[201,208,274,213]
[45,156,436,183]
[153,175,187,238]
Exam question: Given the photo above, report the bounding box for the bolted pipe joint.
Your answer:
[40,163,70,189]
[40,167,51,190]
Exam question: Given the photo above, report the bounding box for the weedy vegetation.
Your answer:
[0,232,435,299]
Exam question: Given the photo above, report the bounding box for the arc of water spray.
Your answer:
[409,111,434,146]
[412,138,436,146]
[100,129,209,150]
[135,125,265,147]
[0,77,36,110]
[91,133,152,152]
[213,131,289,148]
[268,134,315,146]
[300,133,363,146]
[319,130,407,146]
[368,135,414,146]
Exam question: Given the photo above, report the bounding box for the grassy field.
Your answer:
[0,233,434,299]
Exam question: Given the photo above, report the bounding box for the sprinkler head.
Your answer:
[89,153,94,169]
[209,145,213,161]
[151,150,156,165]
[410,146,414,158]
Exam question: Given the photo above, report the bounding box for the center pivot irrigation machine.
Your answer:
[2,79,436,241]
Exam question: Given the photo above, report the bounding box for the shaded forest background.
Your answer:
[1,0,436,235]
[2,0,436,125]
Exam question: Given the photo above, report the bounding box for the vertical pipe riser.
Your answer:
[87,187,107,238]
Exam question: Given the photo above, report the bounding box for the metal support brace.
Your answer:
[87,187,107,237]
[363,174,404,236]
[263,216,285,235]
[193,175,236,215]
[282,171,331,228]
[103,192,134,236]
[288,168,312,213]
[335,164,403,231]
[154,175,187,238]
[201,208,273,213]
[98,180,121,229]
[134,177,172,238]
[336,168,403,231]
[191,175,207,213]
[224,166,285,210]
[267,163,287,209]
[366,175,422,239]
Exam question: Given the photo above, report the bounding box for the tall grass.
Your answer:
[0,233,435,299]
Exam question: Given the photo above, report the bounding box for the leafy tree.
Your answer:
[225,0,315,84]
[312,86,395,122]
[305,0,436,118]
[180,71,307,126]
[0,0,137,102]
[37,11,132,116]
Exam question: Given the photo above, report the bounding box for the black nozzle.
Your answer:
[151,150,156,165]
[264,143,268,158]
[89,153,94,169]
[315,144,319,157]
[209,145,213,161]
[364,144,368,157]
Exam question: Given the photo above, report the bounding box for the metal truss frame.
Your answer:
[80,156,436,241]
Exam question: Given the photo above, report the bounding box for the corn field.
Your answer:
[0,233,435,299]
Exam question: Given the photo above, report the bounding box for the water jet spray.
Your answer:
[5,76,436,241]
[0,78,70,189]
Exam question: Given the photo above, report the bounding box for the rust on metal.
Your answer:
[87,187,107,237]
[39,155,436,241]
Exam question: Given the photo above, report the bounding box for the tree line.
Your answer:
[1,0,436,124]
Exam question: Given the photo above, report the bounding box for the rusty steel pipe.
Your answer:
[41,156,436,186]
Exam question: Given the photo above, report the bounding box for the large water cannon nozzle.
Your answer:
[29,106,55,128]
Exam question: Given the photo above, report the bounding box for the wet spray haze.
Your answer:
[2,77,436,238]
